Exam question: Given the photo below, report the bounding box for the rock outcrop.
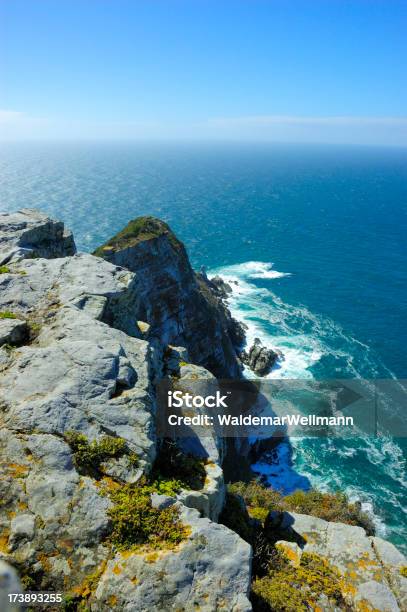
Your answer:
[93,503,252,611]
[241,337,279,376]
[0,208,76,264]
[0,210,251,610]
[93,217,243,378]
[273,511,407,611]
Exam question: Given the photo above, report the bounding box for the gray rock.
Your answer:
[10,513,35,543]
[354,580,400,611]
[93,217,242,378]
[150,493,176,510]
[241,338,278,376]
[209,275,233,297]
[370,535,407,568]
[177,461,225,521]
[0,560,22,612]
[277,512,407,610]
[0,319,27,347]
[0,208,76,264]
[93,504,252,612]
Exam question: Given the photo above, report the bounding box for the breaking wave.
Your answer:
[208,261,407,553]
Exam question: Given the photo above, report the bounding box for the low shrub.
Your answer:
[252,549,344,612]
[65,432,138,477]
[152,439,206,491]
[106,480,187,550]
[229,481,375,534]
[400,566,407,578]
[0,311,17,319]
[0,266,10,274]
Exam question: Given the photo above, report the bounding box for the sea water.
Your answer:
[1,141,406,551]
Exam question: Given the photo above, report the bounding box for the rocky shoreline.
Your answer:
[0,209,406,611]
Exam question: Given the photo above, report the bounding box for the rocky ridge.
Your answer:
[0,209,405,612]
[0,210,250,611]
[93,217,243,378]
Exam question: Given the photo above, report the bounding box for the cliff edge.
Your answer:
[93,216,243,378]
[0,209,405,612]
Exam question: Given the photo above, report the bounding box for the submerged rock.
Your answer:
[241,337,279,376]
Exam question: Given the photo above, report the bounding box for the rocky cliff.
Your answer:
[0,210,251,611]
[0,209,405,612]
[93,216,243,378]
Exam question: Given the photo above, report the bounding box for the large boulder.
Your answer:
[93,504,252,612]
[274,511,407,611]
[0,208,76,264]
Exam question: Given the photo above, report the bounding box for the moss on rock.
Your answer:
[93,216,183,257]
[0,311,17,319]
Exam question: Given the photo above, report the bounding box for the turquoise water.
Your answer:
[0,142,406,551]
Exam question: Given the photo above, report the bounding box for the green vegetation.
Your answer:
[93,216,182,257]
[64,432,138,477]
[219,492,254,543]
[400,566,407,578]
[0,265,10,274]
[152,438,206,491]
[62,595,82,612]
[105,479,188,550]
[229,480,375,534]
[0,311,17,319]
[252,549,343,612]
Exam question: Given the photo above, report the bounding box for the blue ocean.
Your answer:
[1,142,406,552]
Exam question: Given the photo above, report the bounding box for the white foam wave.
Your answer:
[251,440,310,494]
[214,260,291,280]
[209,260,406,551]
[209,261,327,379]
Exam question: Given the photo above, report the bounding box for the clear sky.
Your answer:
[1,0,407,145]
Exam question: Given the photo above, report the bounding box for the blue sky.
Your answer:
[1,0,407,144]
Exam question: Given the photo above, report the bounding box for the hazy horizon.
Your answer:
[1,0,407,146]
